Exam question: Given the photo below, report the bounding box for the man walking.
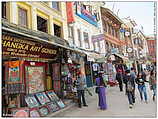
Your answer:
[116,69,123,92]
[76,73,88,108]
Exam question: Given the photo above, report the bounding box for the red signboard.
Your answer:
[66,2,75,23]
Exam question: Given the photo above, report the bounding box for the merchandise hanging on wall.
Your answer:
[35,92,50,105]
[25,66,45,94]
[25,94,40,108]
[46,90,60,102]
[52,63,60,80]
[53,81,61,92]
[29,108,40,117]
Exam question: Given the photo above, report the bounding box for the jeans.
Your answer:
[152,84,157,97]
[138,85,147,101]
[127,90,135,105]
[77,90,87,107]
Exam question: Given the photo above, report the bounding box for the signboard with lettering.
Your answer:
[2,34,59,59]
[92,34,105,42]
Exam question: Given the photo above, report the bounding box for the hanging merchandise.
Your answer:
[92,63,98,71]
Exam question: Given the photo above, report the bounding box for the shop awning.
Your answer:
[114,53,128,61]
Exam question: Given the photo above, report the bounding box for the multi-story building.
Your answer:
[146,36,156,63]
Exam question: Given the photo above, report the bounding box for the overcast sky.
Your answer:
[104,1,156,36]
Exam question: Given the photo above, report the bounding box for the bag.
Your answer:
[127,81,134,92]
[95,87,99,93]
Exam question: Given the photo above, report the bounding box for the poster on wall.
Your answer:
[11,108,29,117]
[38,106,49,117]
[46,102,60,113]
[25,66,45,94]
[52,63,60,80]
[29,108,40,117]
[46,90,60,101]
[35,92,50,105]
[25,95,40,108]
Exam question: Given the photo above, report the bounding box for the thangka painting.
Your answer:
[53,81,61,91]
[52,63,60,80]
[29,108,40,117]
[25,94,40,108]
[35,92,50,105]
[46,102,60,113]
[7,61,22,84]
[25,66,45,94]
[38,106,49,117]
[11,108,29,117]
[56,100,65,109]
[46,90,60,101]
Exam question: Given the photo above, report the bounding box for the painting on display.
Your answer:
[25,95,40,108]
[29,108,40,117]
[56,100,65,109]
[52,63,60,80]
[53,81,61,91]
[38,106,49,117]
[25,66,45,94]
[46,102,60,113]
[35,92,50,105]
[11,108,29,117]
[7,61,22,84]
[46,90,60,102]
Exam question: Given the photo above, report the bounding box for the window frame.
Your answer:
[77,29,82,47]
[52,2,60,11]
[83,32,90,49]
[37,15,48,33]
[18,7,28,27]
[2,2,7,19]
[54,23,62,38]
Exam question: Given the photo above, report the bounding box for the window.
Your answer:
[18,8,27,27]
[77,29,82,47]
[54,24,61,37]
[37,16,48,33]
[52,2,60,11]
[93,42,96,51]
[97,42,101,52]
[68,26,74,38]
[83,32,90,49]
[2,2,6,19]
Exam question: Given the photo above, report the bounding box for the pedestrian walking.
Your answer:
[76,73,88,108]
[96,72,107,110]
[149,70,157,101]
[135,73,148,103]
[116,69,123,92]
[130,68,136,97]
[123,70,135,109]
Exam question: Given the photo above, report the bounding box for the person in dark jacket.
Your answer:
[135,73,148,103]
[116,69,123,92]
[123,70,135,108]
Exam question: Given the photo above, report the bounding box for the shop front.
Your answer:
[2,31,68,117]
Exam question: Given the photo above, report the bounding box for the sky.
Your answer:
[104,1,156,36]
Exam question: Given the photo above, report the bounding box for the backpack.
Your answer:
[126,76,134,92]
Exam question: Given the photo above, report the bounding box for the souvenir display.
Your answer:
[56,100,65,109]
[52,63,60,80]
[35,92,50,105]
[8,95,18,108]
[38,106,49,117]
[6,84,25,94]
[29,108,40,117]
[46,90,60,101]
[12,108,29,117]
[53,81,61,91]
[25,95,39,108]
[46,102,60,113]
[25,66,45,94]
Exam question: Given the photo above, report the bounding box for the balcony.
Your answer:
[104,33,126,46]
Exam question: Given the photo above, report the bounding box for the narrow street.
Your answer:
[55,77,156,118]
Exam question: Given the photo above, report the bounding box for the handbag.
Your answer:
[95,87,99,94]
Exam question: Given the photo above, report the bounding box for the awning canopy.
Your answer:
[114,53,128,61]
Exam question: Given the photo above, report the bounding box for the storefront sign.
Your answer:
[76,4,98,27]
[66,2,75,23]
[92,34,105,42]
[2,34,58,59]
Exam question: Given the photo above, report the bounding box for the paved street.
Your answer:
[55,77,156,118]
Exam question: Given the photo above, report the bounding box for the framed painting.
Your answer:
[38,106,49,117]
[25,94,40,108]
[29,108,40,117]
[35,92,50,105]
[53,81,61,92]
[46,90,60,102]
[25,66,45,94]
[11,108,29,117]
[46,102,60,113]
[56,100,65,109]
